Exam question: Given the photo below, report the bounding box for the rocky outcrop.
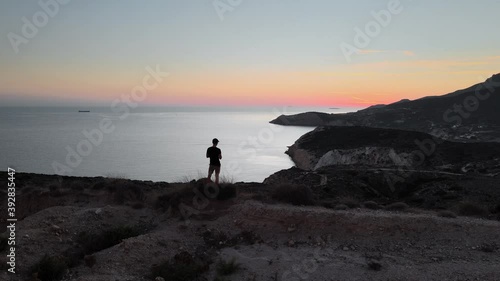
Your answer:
[313,147,413,170]
[271,112,338,126]
[285,126,500,173]
[285,144,316,170]
[271,73,500,142]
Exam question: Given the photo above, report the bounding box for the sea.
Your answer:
[0,106,362,182]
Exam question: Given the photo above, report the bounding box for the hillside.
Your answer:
[1,173,500,281]
[285,126,500,171]
[271,74,500,142]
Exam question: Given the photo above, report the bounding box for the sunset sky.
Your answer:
[1,0,499,107]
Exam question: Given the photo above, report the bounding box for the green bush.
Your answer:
[271,184,315,206]
[216,258,241,276]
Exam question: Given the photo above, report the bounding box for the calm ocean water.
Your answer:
[0,106,361,182]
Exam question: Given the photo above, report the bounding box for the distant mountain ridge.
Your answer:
[271,74,500,142]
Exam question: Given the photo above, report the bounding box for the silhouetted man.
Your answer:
[206,138,222,184]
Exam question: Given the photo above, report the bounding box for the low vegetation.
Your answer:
[334,204,349,210]
[69,180,86,191]
[339,197,361,208]
[155,185,194,213]
[438,210,457,218]
[363,201,380,210]
[31,255,69,281]
[271,184,315,206]
[457,202,489,217]
[113,181,146,204]
[216,258,241,276]
[151,251,209,281]
[385,202,409,212]
[77,225,144,255]
[155,180,237,215]
[216,183,238,200]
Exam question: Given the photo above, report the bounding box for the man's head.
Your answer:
[212,138,219,146]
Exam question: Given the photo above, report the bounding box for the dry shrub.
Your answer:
[112,181,145,204]
[31,255,68,281]
[438,210,457,218]
[334,204,349,210]
[151,251,209,281]
[216,258,241,276]
[155,185,194,213]
[216,183,237,200]
[69,181,86,191]
[385,202,409,211]
[77,225,143,255]
[457,202,489,217]
[363,201,380,210]
[271,184,315,206]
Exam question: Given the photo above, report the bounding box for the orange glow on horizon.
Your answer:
[2,56,498,108]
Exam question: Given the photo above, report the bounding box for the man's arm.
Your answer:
[206,148,210,158]
[219,153,222,160]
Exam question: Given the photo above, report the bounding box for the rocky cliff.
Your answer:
[286,126,500,174]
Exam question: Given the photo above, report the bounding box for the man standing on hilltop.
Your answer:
[206,138,222,184]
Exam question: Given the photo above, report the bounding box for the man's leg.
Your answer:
[208,165,214,181]
[214,166,220,185]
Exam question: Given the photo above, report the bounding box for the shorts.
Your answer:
[208,165,221,174]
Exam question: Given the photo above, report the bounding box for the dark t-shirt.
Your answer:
[206,146,221,166]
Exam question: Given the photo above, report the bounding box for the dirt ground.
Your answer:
[0,173,499,281]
